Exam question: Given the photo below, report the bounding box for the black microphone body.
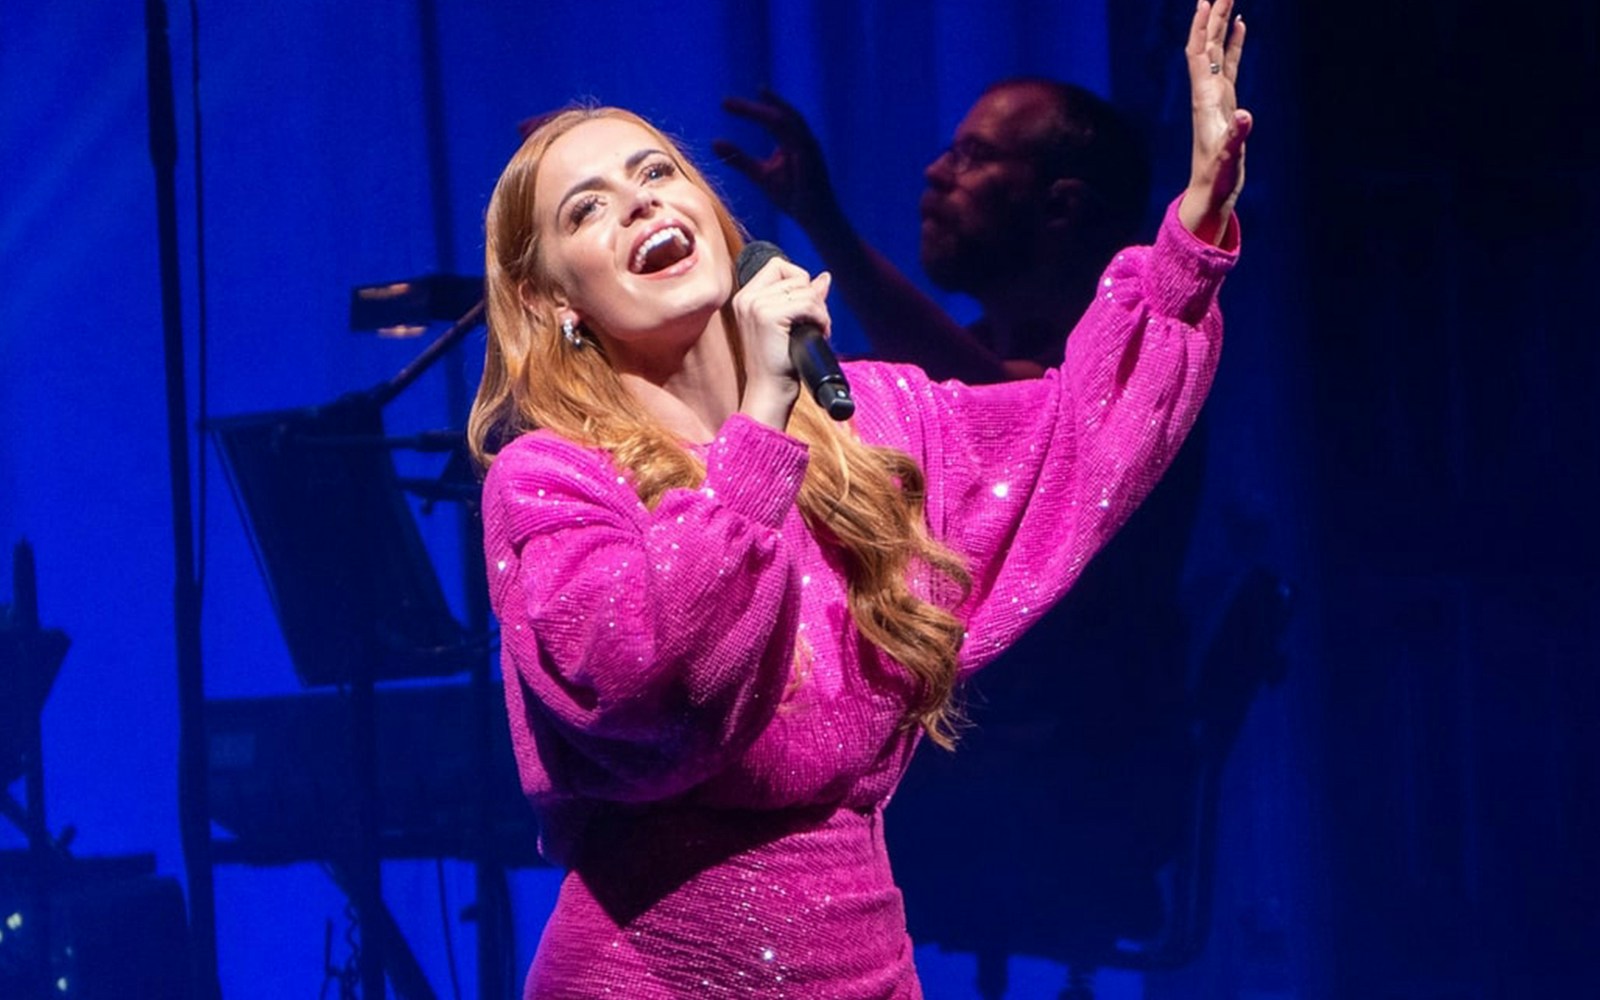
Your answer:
[734,241,855,421]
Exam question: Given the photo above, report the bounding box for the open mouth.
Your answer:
[630,225,695,275]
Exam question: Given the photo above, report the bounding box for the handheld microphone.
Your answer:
[734,241,855,421]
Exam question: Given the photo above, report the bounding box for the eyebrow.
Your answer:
[555,148,668,221]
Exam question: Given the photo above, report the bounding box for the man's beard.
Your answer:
[921,231,1022,295]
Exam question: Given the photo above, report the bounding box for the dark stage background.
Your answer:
[2,1,1595,997]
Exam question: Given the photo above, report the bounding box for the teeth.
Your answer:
[633,226,687,272]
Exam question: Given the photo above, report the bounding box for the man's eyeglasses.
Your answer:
[934,137,1038,174]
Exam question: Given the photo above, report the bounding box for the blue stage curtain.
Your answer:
[0,3,1318,998]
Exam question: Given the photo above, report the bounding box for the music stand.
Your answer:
[208,393,473,687]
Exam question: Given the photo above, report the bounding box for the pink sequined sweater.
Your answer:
[480,201,1237,998]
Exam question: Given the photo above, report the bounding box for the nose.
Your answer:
[624,184,660,225]
[924,150,955,190]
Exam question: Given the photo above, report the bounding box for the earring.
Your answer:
[561,318,583,348]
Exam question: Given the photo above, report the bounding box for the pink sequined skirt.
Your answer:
[525,803,922,999]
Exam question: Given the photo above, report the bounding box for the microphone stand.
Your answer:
[145,2,220,997]
[365,300,485,408]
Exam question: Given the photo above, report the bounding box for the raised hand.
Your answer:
[1178,0,1253,245]
[715,90,845,234]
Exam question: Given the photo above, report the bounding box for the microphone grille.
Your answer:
[735,240,787,289]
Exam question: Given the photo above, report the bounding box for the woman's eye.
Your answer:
[643,160,676,182]
[567,195,600,227]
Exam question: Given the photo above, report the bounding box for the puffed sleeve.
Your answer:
[855,198,1237,674]
[480,414,810,806]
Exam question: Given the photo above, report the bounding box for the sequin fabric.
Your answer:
[479,199,1237,998]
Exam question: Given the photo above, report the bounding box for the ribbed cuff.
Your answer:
[1144,195,1241,322]
[700,414,810,528]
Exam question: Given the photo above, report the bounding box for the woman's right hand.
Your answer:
[731,255,833,430]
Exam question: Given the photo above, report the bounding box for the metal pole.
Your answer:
[145,2,219,995]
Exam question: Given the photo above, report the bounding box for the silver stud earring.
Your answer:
[561,318,583,348]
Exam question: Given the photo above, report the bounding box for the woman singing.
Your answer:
[468,3,1250,995]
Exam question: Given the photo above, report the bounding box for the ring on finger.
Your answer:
[1208,62,1221,74]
